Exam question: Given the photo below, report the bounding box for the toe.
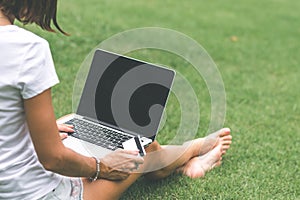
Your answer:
[221,138,232,145]
[218,128,231,137]
[222,145,231,150]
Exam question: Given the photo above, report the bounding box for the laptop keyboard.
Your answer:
[64,118,133,150]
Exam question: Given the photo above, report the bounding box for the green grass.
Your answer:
[25,0,300,199]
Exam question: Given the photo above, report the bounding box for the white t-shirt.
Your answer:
[0,25,62,200]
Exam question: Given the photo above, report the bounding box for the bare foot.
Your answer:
[176,144,223,178]
[184,128,231,156]
[176,128,232,178]
[216,128,232,155]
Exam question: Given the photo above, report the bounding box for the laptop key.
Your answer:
[64,118,133,150]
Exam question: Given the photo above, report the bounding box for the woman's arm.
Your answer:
[24,88,96,178]
[24,88,143,180]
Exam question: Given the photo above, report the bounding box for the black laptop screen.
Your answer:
[77,50,175,139]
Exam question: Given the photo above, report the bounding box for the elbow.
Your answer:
[39,154,63,173]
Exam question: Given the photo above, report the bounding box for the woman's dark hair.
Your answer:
[0,0,68,35]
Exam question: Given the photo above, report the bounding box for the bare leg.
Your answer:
[82,173,142,200]
[82,139,208,199]
[182,128,231,156]
[82,128,231,199]
[176,142,223,178]
[144,128,231,180]
[82,141,162,200]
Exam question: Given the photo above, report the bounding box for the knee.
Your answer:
[145,141,162,153]
[144,166,171,181]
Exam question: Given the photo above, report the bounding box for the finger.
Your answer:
[59,132,68,140]
[64,124,74,128]
[119,151,144,164]
[57,122,74,128]
[119,149,140,155]
[115,159,142,172]
[116,158,143,169]
[57,124,74,133]
[120,165,134,173]
[135,162,140,169]
[118,154,144,165]
[133,156,144,164]
[127,162,138,170]
[61,124,74,130]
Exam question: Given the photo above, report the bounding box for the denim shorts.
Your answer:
[38,177,83,200]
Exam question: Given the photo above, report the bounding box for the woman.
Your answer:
[0,1,232,199]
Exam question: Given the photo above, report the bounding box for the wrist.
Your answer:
[89,157,100,182]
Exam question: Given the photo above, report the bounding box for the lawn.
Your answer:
[26,0,299,199]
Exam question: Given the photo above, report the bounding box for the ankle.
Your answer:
[189,139,205,157]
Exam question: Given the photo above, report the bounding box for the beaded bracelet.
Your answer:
[89,157,100,182]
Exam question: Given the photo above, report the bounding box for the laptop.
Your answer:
[60,49,175,158]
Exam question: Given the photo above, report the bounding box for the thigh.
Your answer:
[82,173,141,200]
[82,142,162,200]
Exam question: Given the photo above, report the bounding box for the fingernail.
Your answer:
[61,133,68,138]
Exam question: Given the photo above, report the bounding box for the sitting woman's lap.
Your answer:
[38,177,83,200]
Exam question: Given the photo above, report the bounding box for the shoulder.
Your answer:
[3,25,50,50]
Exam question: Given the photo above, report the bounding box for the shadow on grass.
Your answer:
[121,173,201,200]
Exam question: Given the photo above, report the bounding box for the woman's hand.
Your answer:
[99,149,144,180]
[57,123,74,140]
